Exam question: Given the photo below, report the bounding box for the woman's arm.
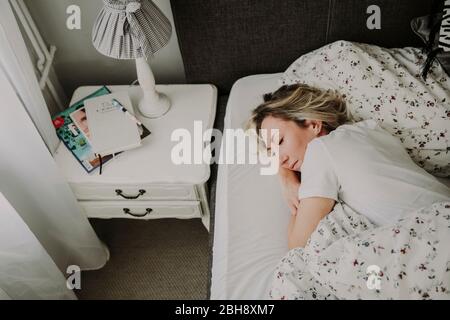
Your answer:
[288,197,335,250]
[278,167,301,216]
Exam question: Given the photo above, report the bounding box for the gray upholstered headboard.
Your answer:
[171,0,439,93]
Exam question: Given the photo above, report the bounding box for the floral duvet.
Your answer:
[269,201,450,300]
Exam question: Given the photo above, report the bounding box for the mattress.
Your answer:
[211,73,291,299]
[210,73,450,300]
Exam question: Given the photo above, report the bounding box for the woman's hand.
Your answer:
[278,167,301,216]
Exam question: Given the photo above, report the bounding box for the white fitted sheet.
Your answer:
[210,73,450,300]
[211,74,291,299]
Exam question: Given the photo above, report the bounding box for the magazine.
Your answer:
[52,86,114,173]
[53,86,151,173]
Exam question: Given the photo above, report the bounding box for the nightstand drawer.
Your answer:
[71,184,197,201]
[79,200,202,219]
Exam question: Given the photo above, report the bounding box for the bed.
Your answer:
[170,0,450,299]
[211,72,450,299]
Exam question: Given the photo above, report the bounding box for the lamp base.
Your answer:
[138,92,171,119]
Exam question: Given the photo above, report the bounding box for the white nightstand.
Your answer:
[53,84,217,231]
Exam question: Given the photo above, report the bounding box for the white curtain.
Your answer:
[0,1,109,299]
[0,0,58,153]
[0,192,76,300]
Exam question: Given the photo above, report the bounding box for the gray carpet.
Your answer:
[75,218,209,300]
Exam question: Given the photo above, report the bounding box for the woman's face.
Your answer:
[74,109,89,133]
[261,116,323,171]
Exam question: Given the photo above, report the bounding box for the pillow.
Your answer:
[411,12,450,79]
[280,40,450,177]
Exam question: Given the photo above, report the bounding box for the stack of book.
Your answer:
[52,86,150,174]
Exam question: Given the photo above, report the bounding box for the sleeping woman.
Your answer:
[248,84,450,250]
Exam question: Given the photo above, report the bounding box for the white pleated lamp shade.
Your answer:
[92,0,173,118]
[92,0,172,60]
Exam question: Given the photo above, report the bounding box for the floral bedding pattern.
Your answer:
[280,40,450,177]
[269,201,450,300]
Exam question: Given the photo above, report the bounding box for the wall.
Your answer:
[24,0,186,99]
[12,2,68,116]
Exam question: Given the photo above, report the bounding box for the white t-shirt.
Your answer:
[298,119,450,226]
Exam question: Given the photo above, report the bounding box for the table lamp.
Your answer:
[92,0,172,118]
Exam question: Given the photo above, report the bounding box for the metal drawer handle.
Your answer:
[123,208,153,217]
[115,189,146,199]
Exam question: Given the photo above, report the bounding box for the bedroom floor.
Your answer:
[75,218,209,300]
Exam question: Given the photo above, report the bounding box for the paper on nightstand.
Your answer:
[85,91,142,157]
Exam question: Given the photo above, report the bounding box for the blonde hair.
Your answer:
[246,84,352,135]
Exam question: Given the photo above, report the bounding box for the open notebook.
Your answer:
[85,91,143,157]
